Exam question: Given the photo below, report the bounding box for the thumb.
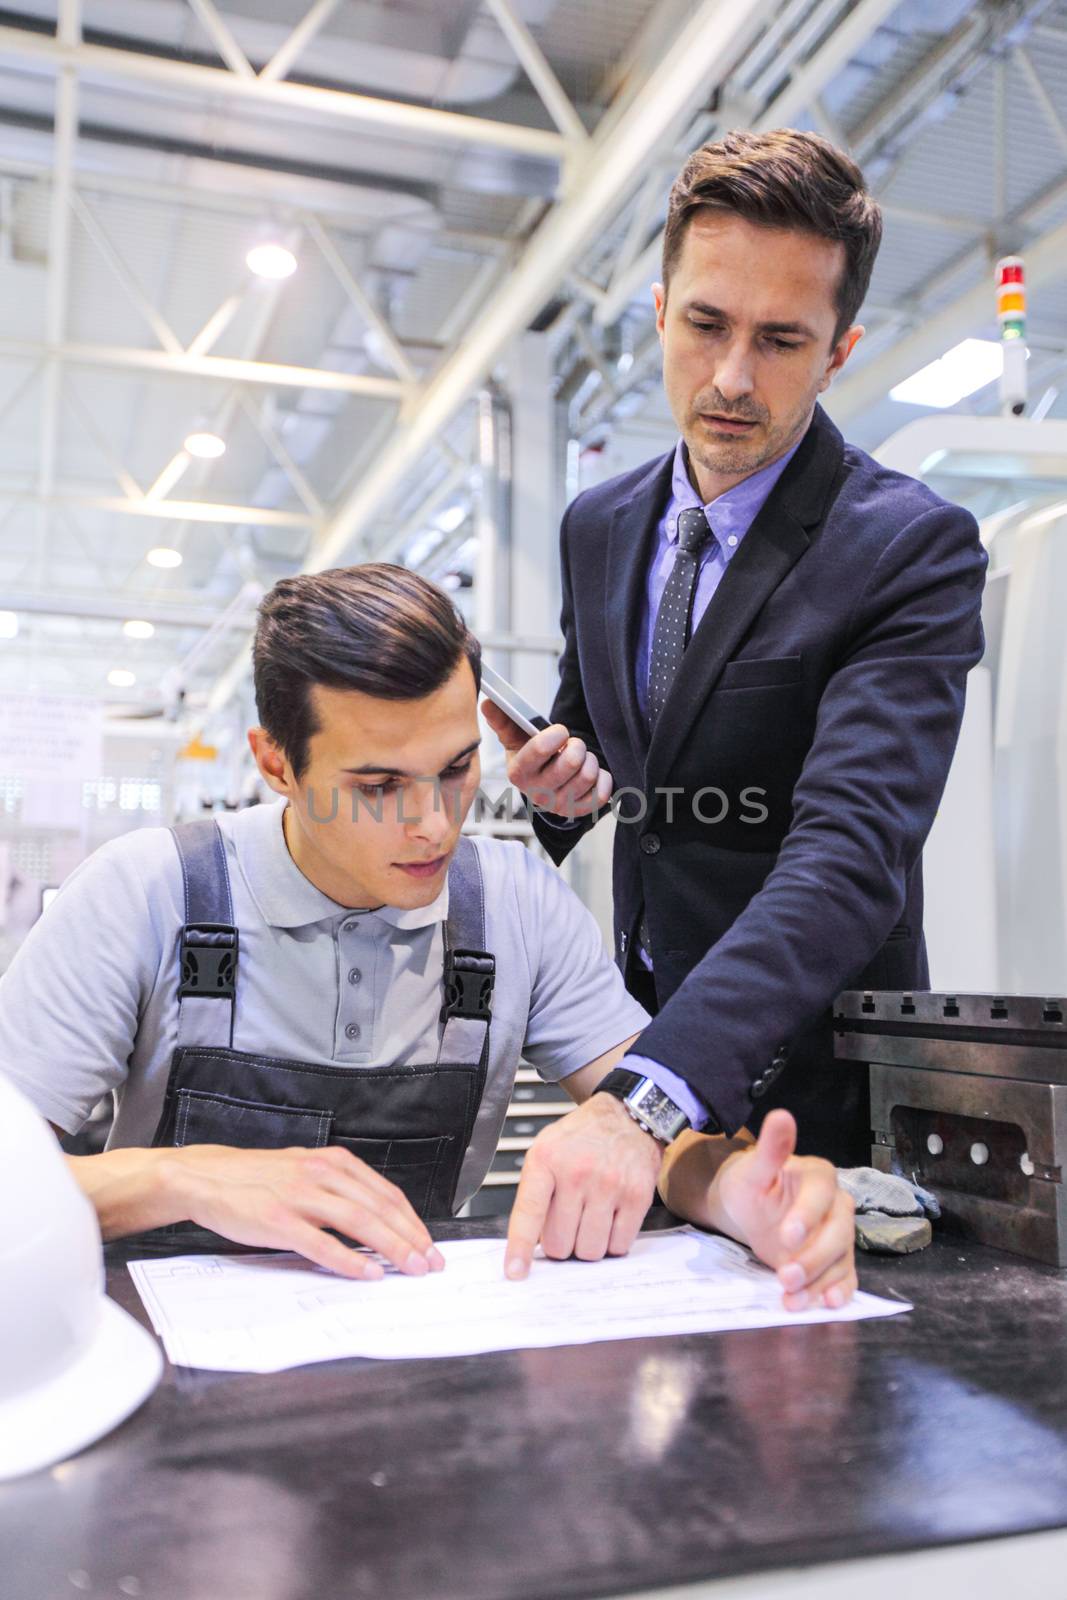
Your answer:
[743,1109,797,1190]
[480,698,528,752]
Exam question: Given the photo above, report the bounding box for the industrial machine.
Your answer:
[876,255,1067,998]
[835,989,1067,1266]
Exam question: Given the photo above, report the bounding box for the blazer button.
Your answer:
[641,833,661,855]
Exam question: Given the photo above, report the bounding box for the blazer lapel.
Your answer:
[644,405,845,793]
[604,451,674,769]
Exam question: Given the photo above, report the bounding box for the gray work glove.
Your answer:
[836,1166,941,1255]
[837,1166,941,1219]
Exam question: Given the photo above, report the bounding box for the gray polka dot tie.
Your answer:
[647,506,712,726]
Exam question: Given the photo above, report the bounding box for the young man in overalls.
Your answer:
[0,565,854,1308]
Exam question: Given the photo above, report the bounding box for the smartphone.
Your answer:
[479,663,551,737]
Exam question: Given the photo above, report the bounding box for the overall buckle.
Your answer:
[179,922,239,999]
[441,949,495,1024]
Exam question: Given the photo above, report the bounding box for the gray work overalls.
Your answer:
[149,818,496,1221]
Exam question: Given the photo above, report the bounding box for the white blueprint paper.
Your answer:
[128,1227,911,1373]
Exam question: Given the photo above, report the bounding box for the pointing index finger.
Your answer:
[504,1161,555,1281]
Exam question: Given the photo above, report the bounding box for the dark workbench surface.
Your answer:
[6,1215,1067,1600]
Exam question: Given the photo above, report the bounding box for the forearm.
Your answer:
[657,1129,754,1238]
[66,1146,198,1239]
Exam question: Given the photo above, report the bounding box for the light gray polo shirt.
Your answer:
[0,800,649,1207]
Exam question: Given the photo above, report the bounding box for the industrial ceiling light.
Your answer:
[434,505,467,534]
[107,669,137,688]
[890,339,1004,409]
[246,242,298,280]
[146,547,183,569]
[123,620,155,640]
[183,430,227,460]
[0,610,19,638]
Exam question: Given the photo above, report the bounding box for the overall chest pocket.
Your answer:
[173,1087,332,1150]
[333,1134,455,1219]
[171,1089,457,1220]
[155,1047,479,1223]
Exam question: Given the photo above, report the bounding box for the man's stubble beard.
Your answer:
[685,416,794,480]
[684,385,820,483]
[686,429,777,478]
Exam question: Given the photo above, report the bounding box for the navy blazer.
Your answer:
[532,404,987,1164]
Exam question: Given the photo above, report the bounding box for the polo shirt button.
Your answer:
[343,919,359,933]
[345,1023,361,1041]
[348,967,362,985]
[641,833,661,855]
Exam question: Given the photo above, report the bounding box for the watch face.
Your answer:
[631,1082,672,1119]
[627,1079,689,1141]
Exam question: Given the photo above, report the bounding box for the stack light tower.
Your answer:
[997,255,1028,417]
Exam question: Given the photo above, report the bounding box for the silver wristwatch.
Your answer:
[593,1067,692,1145]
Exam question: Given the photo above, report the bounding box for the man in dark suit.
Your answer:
[484,128,987,1170]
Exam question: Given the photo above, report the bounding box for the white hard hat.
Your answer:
[0,1073,162,1480]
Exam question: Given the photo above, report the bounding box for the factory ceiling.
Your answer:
[0,0,1064,725]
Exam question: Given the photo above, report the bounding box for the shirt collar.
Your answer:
[232,798,450,932]
[666,435,804,547]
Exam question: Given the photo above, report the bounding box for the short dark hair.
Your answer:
[662,128,882,343]
[253,563,482,779]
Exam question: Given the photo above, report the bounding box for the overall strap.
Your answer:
[170,819,238,1049]
[438,836,494,1066]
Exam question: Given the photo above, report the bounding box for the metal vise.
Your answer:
[834,990,1067,1266]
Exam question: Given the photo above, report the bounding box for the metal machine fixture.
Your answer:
[835,990,1067,1266]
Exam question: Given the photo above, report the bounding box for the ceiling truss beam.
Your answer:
[186,0,255,79]
[483,0,588,144]
[258,0,343,86]
[203,0,780,719]
[303,0,777,567]
[1014,45,1067,158]
[0,340,409,400]
[238,393,325,520]
[0,588,256,630]
[69,188,184,354]
[63,386,144,500]
[0,24,570,163]
[0,157,509,256]
[303,213,417,383]
[0,490,316,529]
